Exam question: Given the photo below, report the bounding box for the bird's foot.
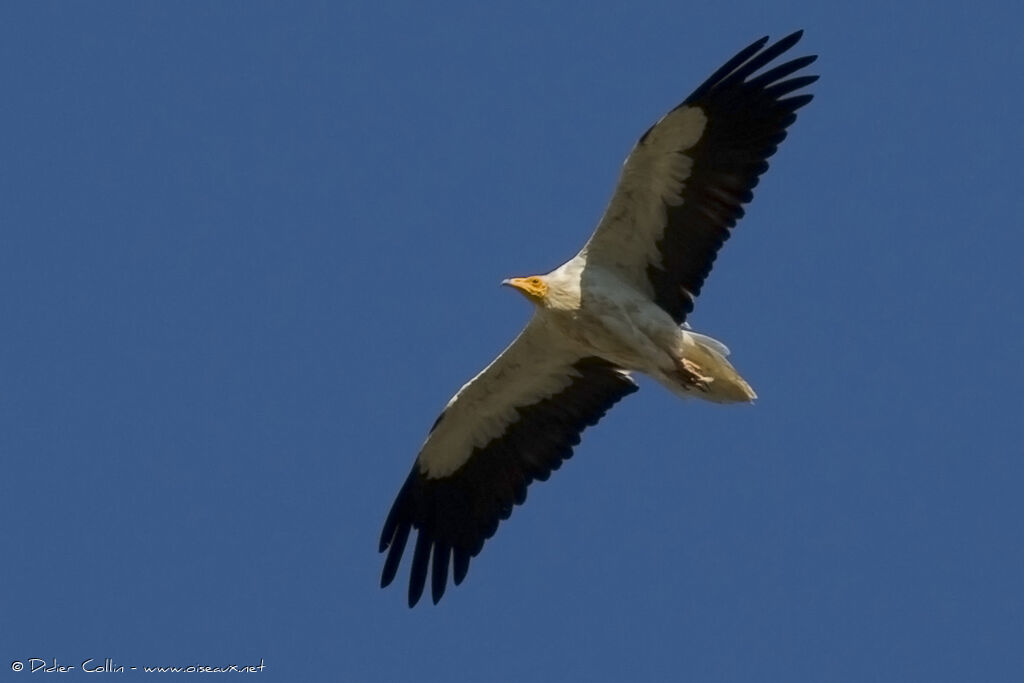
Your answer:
[677,358,714,392]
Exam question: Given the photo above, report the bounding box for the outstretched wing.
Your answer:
[379,317,638,606]
[580,30,817,323]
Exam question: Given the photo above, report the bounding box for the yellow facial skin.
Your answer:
[502,276,548,303]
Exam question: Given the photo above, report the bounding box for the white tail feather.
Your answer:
[686,330,731,357]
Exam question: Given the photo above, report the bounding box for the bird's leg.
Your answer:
[674,358,714,392]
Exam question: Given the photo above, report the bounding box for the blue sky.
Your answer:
[3,1,1022,681]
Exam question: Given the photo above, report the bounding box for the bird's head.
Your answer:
[502,275,549,305]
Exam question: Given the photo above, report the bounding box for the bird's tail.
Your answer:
[672,331,757,404]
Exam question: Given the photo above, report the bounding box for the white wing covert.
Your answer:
[379,317,638,606]
[581,31,817,323]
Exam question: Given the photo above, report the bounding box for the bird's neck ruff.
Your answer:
[542,263,583,310]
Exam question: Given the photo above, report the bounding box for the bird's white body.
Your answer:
[541,258,755,404]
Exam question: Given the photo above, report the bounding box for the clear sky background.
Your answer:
[3,2,1022,681]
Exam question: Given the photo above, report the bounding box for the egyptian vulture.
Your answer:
[380,31,816,606]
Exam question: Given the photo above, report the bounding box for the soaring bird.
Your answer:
[379,31,817,606]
